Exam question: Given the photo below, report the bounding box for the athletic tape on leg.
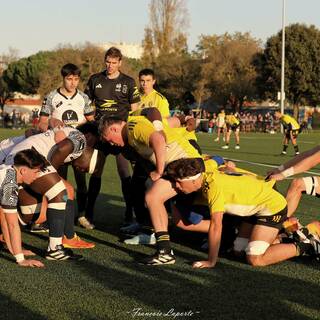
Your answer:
[245,241,270,255]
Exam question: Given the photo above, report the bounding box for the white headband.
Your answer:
[178,173,202,181]
[89,149,98,174]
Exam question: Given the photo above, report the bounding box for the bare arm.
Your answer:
[38,115,49,132]
[85,115,95,122]
[1,210,44,267]
[193,212,223,269]
[268,146,320,181]
[149,131,167,181]
[50,139,74,170]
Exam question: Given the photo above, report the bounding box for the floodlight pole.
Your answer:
[280,0,286,133]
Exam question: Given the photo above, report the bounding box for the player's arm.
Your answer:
[130,102,139,112]
[0,210,44,267]
[83,91,95,122]
[267,146,320,180]
[48,117,64,129]
[140,107,165,131]
[85,114,95,122]
[149,131,167,181]
[38,115,49,132]
[38,93,53,132]
[193,211,223,269]
[128,80,140,112]
[50,139,74,170]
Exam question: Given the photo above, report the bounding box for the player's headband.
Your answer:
[89,149,98,174]
[178,173,202,181]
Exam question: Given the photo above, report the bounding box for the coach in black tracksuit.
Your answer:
[82,47,140,226]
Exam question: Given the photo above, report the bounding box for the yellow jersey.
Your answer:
[225,115,240,126]
[126,116,201,166]
[200,171,287,217]
[281,114,300,130]
[138,89,170,118]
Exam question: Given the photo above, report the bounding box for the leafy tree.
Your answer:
[255,23,320,118]
[3,51,53,94]
[3,44,141,99]
[195,32,261,111]
[0,48,19,111]
[141,0,195,107]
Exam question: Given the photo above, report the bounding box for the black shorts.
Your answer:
[226,124,240,132]
[244,206,288,230]
[285,129,299,139]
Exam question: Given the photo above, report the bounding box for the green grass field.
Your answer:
[0,128,319,320]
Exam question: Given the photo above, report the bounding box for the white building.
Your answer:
[99,42,143,59]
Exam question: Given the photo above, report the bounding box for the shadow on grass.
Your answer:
[0,291,45,320]
[74,254,320,320]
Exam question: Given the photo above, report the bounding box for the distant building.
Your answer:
[99,42,143,59]
[4,93,41,114]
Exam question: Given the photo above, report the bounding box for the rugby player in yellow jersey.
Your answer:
[138,68,170,119]
[99,115,202,262]
[164,158,319,268]
[222,112,240,150]
[274,110,300,155]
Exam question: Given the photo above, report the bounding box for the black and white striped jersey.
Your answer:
[0,165,18,214]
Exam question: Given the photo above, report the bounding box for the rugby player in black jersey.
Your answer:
[84,47,140,226]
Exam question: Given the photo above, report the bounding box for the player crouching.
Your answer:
[164,158,320,268]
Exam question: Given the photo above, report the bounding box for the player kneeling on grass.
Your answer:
[17,147,102,254]
[164,158,320,268]
[0,149,47,267]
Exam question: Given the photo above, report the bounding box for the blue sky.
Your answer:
[1,0,319,57]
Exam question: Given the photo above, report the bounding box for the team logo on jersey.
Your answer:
[62,110,79,124]
[115,83,122,92]
[56,101,63,108]
[95,83,102,89]
[122,84,128,94]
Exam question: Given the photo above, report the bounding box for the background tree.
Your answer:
[0,48,19,111]
[195,32,261,112]
[3,44,141,99]
[255,23,320,118]
[141,0,195,107]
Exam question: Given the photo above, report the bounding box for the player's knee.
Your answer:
[290,178,305,193]
[246,255,266,267]
[245,241,270,267]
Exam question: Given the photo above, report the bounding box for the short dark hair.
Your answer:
[14,148,48,171]
[61,63,81,78]
[77,121,99,137]
[98,115,123,134]
[104,47,122,61]
[164,158,205,180]
[139,68,155,79]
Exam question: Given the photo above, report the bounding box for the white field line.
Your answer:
[239,136,316,144]
[227,157,320,177]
